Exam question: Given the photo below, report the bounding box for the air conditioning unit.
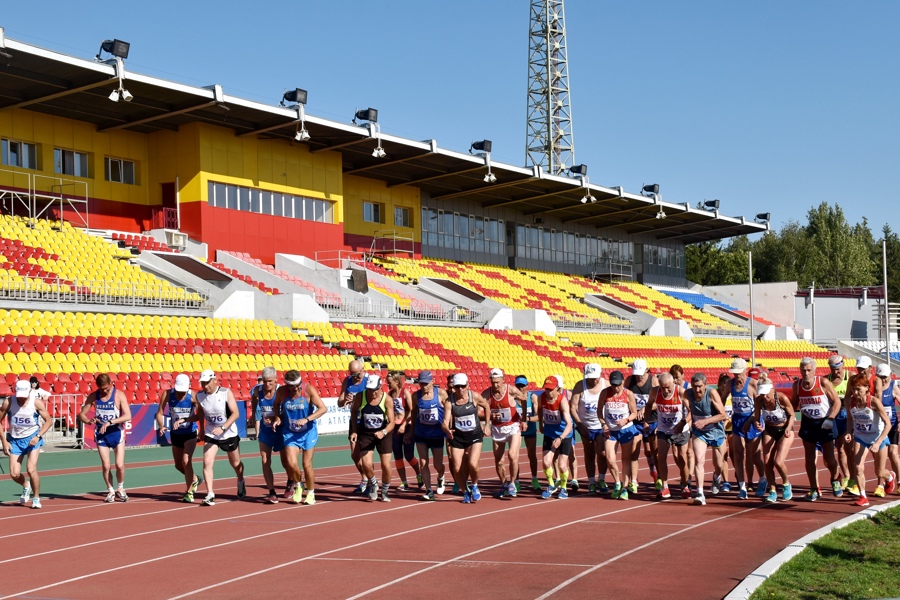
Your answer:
[165,230,188,251]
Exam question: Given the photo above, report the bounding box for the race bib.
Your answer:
[543,409,561,424]
[607,411,626,423]
[206,413,226,425]
[800,405,826,419]
[885,406,895,421]
[172,407,191,419]
[732,397,754,414]
[12,415,34,426]
[364,413,384,429]
[659,414,680,427]
[724,404,734,418]
[419,407,439,424]
[454,414,477,431]
[634,394,649,410]
[582,402,598,415]
[289,419,308,432]
[97,411,116,423]
[491,407,512,423]
[762,411,782,424]
[393,398,405,415]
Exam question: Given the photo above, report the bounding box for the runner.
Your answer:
[155,373,202,503]
[875,363,899,496]
[173,370,245,506]
[647,372,691,500]
[350,374,395,502]
[405,370,449,501]
[749,375,795,503]
[570,363,610,494]
[792,357,843,501]
[483,368,527,498]
[826,355,853,492]
[538,375,574,500]
[555,374,579,493]
[716,372,733,494]
[249,367,288,504]
[516,375,542,491]
[78,373,133,502]
[387,370,421,492]
[687,373,728,506]
[719,358,764,499]
[443,373,491,503]
[273,370,327,505]
[671,363,697,495]
[337,359,369,495]
[845,374,891,507]
[626,359,658,494]
[599,370,639,500]
[0,380,53,509]
[444,373,465,494]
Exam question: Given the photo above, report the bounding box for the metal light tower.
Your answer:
[526,0,575,175]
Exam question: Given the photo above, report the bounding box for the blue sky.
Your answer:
[3,1,898,235]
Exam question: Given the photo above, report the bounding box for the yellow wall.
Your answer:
[343,174,421,242]
[147,125,202,205]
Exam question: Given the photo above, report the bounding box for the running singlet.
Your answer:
[359,391,388,433]
[630,376,655,422]
[197,387,238,440]
[796,377,831,420]
[881,381,897,426]
[94,387,121,433]
[542,391,569,438]
[489,385,519,426]
[688,387,722,432]
[654,387,684,435]
[283,392,315,434]
[168,389,197,433]
[760,396,788,426]
[603,389,631,432]
[255,387,280,432]
[730,378,754,416]
[391,392,407,426]
[577,385,604,430]
[850,395,884,443]
[8,394,39,439]
[414,390,444,438]
[451,392,479,433]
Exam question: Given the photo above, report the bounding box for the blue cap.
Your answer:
[417,370,433,384]
[514,375,528,386]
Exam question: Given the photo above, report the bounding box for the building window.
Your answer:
[206,181,333,224]
[2,139,37,169]
[55,148,90,178]
[104,157,135,184]
[363,201,383,224]
[394,206,411,228]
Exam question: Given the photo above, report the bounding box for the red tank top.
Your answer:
[489,385,519,426]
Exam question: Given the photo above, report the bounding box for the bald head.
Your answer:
[657,372,673,385]
[348,360,362,373]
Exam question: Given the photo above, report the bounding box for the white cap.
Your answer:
[876,363,891,377]
[554,374,564,390]
[451,373,468,387]
[489,368,504,379]
[631,359,647,376]
[365,374,382,390]
[856,356,872,369]
[583,363,602,379]
[174,374,191,393]
[15,380,30,398]
[199,369,216,383]
[757,383,773,395]
[729,358,748,374]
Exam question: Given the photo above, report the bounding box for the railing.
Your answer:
[0,168,90,229]
[0,274,210,310]
[313,250,368,270]
[551,313,635,332]
[151,207,179,230]
[317,295,486,324]
[693,325,751,337]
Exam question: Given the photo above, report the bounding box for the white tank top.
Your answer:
[9,394,40,439]
[851,397,884,443]
[603,390,630,432]
[577,384,605,430]
[198,387,238,440]
[760,398,788,426]
[655,387,685,435]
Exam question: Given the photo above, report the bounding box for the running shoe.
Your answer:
[886,472,897,495]
[284,481,297,499]
[658,485,671,500]
[183,491,194,503]
[352,481,367,496]
[831,480,843,498]
[805,489,821,502]
[396,482,410,492]
[264,493,278,505]
[681,485,691,499]
[31,498,41,510]
[873,485,886,498]
[846,482,860,496]
[201,495,216,506]
[292,483,304,504]
[368,481,379,502]
[303,491,316,505]
[515,481,521,493]
[693,493,706,506]
[436,477,446,495]
[494,488,506,499]
[507,482,517,498]
[421,490,435,501]
[471,485,482,502]
[191,475,202,493]
[721,482,732,493]
[650,467,658,482]
[19,486,31,505]
[104,491,116,503]
[452,483,460,495]
[737,488,749,500]
[853,496,870,507]
[611,483,622,500]
[765,490,777,503]
[117,489,129,502]
[655,479,664,492]
[840,477,850,490]
[570,480,580,493]
[558,487,569,500]
[237,479,246,500]
[598,481,609,495]
[541,485,559,500]
[416,474,424,489]
[380,488,390,503]
[532,477,541,491]
[618,489,628,501]
[628,481,638,494]
[755,478,768,498]
[782,483,793,501]
[710,476,721,496]
[461,491,471,504]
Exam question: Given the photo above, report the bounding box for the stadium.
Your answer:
[0,15,898,600]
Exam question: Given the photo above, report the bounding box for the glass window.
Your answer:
[261,191,271,214]
[239,187,251,212]
[314,199,325,222]
[249,189,260,213]
[103,156,134,183]
[226,186,238,210]
[293,196,305,220]
[272,193,283,217]
[394,206,411,228]
[363,201,382,223]
[2,139,37,169]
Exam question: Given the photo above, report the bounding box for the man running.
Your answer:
[483,368,526,498]
[538,375,574,500]
[792,357,843,501]
[875,363,898,496]
[826,355,853,491]
[516,375,542,491]
[337,359,368,495]
[647,372,692,500]
[273,370,327,505]
[719,358,764,499]
[249,367,289,503]
[599,370,639,500]
[626,359,658,493]
[155,373,202,503]
[0,380,53,508]
[687,373,728,506]
[405,370,448,501]
[570,363,610,494]
[350,374,395,502]
[79,373,132,502]
[443,373,491,503]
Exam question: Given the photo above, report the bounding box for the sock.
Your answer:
[599,473,607,482]
[559,470,569,489]
[588,476,596,484]
[108,486,115,493]
[24,484,31,491]
[369,477,377,488]
[739,481,746,490]
[382,482,390,490]
[269,489,276,496]
[543,467,555,487]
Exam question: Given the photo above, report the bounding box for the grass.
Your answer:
[749,505,900,600]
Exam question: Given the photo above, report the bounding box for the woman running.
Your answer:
[845,374,891,507]
[442,373,491,503]
[749,376,796,503]
[387,371,421,491]
[599,370,639,500]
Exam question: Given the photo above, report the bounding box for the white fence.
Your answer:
[317,295,486,325]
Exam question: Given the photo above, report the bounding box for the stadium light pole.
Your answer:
[884,239,891,372]
[749,251,755,366]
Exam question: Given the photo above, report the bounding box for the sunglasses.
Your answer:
[453,384,467,389]
[350,372,363,379]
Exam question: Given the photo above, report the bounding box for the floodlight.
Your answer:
[119,88,133,102]
[656,209,667,219]
[98,39,130,60]
[704,199,720,210]
[282,88,308,106]
[295,129,310,142]
[483,172,497,183]
[581,194,596,204]
[470,140,492,154]
[109,89,121,102]
[570,164,588,177]
[642,183,660,196]
[373,146,387,158]
[354,108,378,123]
[755,212,771,223]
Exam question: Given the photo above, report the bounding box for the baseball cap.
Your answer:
[691,372,707,383]
[514,375,528,386]
[757,383,773,395]
[555,375,565,389]
[15,380,30,398]
[451,373,469,387]
[876,363,891,377]
[583,363,602,379]
[729,358,748,374]
[365,374,382,390]
[856,356,872,369]
[828,355,844,368]
[417,370,434,384]
[748,367,761,380]
[542,375,559,390]
[199,369,216,383]
[631,359,647,376]
[608,370,624,386]
[489,368,504,379]
[174,374,191,393]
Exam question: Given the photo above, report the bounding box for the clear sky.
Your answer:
[3,1,898,235]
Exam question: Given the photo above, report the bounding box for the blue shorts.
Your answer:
[855,436,889,451]
[692,427,725,448]
[834,409,848,438]
[586,428,604,442]
[640,421,658,440]
[96,427,124,448]
[8,432,43,455]
[257,427,284,453]
[607,424,639,444]
[731,414,763,441]
[284,428,318,451]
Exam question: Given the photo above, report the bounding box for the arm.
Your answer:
[569,386,586,434]
[778,393,795,435]
[405,393,418,443]
[441,398,454,439]
[271,389,283,430]
[623,390,638,426]
[380,394,395,438]
[558,397,574,441]
[474,393,491,437]
[0,399,10,455]
[820,378,842,420]
[213,389,239,437]
[706,389,727,426]
[248,386,259,435]
[337,380,352,408]
[31,399,54,445]
[348,392,362,441]
[398,389,412,434]
[305,384,328,423]
[78,394,96,425]
[871,401,891,448]
[749,395,764,432]
[174,397,203,428]
[674,390,692,433]
[155,390,169,433]
[100,391,132,435]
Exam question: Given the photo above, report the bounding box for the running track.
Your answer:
[2,436,892,600]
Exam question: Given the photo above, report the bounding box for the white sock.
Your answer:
[739,481,747,490]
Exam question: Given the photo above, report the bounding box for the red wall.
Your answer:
[343,232,422,257]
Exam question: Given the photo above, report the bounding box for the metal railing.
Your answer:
[0,274,210,310]
[693,325,751,337]
[317,295,486,324]
[551,313,635,331]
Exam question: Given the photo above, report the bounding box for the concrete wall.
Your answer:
[795,294,881,344]
[703,282,798,328]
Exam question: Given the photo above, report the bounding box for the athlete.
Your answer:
[719,358,764,499]
[249,367,289,503]
[155,373,202,503]
[599,370,639,500]
[687,373,728,507]
[845,374,891,507]
[826,355,853,491]
[387,370,421,491]
[78,373,132,502]
[875,363,899,496]
[443,373,491,503]
[554,374,580,492]
[483,368,527,498]
[405,370,449,501]
[337,359,369,495]
[750,375,796,503]
[0,380,53,508]
[444,373,463,494]
[273,370,327,505]
[350,374,395,502]
[570,363,610,494]
[626,359,658,494]
[647,372,692,500]
[716,372,734,493]
[538,375,574,500]
[791,357,843,501]
[516,375,542,491]
[174,370,245,506]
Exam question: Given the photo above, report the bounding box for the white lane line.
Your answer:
[0,505,195,540]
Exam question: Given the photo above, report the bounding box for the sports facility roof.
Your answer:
[0,31,768,244]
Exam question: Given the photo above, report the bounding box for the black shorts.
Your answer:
[170,431,198,449]
[357,431,392,455]
[449,431,483,449]
[657,429,690,447]
[543,436,573,455]
[204,435,240,453]
[414,435,445,449]
[765,424,788,441]
[798,417,837,446]
[889,423,899,446]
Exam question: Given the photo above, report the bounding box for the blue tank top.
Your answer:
[95,387,121,433]
[255,387,280,432]
[414,389,444,438]
[283,393,315,434]
[881,380,897,426]
[688,386,725,433]
[168,389,196,433]
[730,378,754,416]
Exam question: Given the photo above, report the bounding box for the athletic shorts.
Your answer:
[170,430,198,449]
[491,423,521,443]
[583,428,604,442]
[284,429,318,451]
[414,435,445,449]
[764,424,788,441]
[205,435,240,452]
[606,424,640,445]
[449,429,483,449]
[640,421,658,440]
[692,427,726,448]
[96,427,124,448]
[523,420,537,438]
[731,414,763,441]
[854,436,889,451]
[834,408,848,437]
[8,432,43,455]
[392,429,416,461]
[889,423,899,446]
[357,431,392,455]
[657,429,690,447]
[543,435,573,455]
[798,417,838,446]
[257,427,284,453]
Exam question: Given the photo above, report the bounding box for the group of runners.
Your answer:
[3,354,898,510]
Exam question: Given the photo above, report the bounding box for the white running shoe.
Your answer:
[436,477,446,495]
[19,486,32,505]
[104,491,116,503]
[31,497,41,510]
